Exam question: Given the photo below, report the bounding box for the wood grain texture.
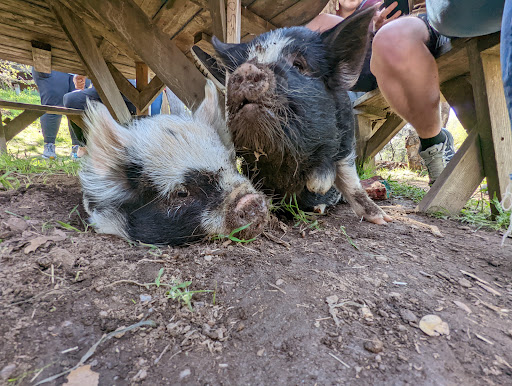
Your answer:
[208,0,226,42]
[226,0,241,44]
[138,76,166,113]
[50,0,132,123]
[417,130,484,214]
[77,0,206,108]
[364,113,406,159]
[4,110,44,141]
[136,62,149,115]
[106,62,140,106]
[31,45,52,73]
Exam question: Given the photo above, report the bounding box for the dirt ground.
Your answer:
[1,174,511,385]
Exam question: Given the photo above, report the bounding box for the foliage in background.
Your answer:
[0,60,34,89]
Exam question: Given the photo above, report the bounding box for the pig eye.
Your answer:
[291,56,308,75]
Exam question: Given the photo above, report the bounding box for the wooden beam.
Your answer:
[136,62,149,115]
[467,40,512,205]
[355,115,373,165]
[241,6,276,36]
[106,62,139,106]
[76,0,206,109]
[4,110,45,141]
[99,39,120,62]
[226,0,241,44]
[0,99,83,115]
[364,113,406,159]
[0,112,6,153]
[440,75,476,133]
[139,76,166,113]
[49,0,131,123]
[31,41,52,73]
[194,32,215,56]
[417,130,484,214]
[208,0,226,42]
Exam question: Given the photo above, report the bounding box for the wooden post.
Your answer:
[440,75,476,133]
[136,62,149,116]
[0,112,6,154]
[467,40,512,207]
[355,115,373,166]
[363,114,406,159]
[50,0,131,124]
[226,0,241,44]
[209,0,226,42]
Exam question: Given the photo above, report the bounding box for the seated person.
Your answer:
[63,78,163,152]
[31,69,91,159]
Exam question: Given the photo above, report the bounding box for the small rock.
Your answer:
[419,315,450,336]
[179,369,191,379]
[99,311,108,318]
[375,255,388,263]
[326,295,339,305]
[1,364,16,380]
[458,278,472,288]
[364,339,384,353]
[139,294,152,302]
[382,273,389,280]
[132,369,147,382]
[355,366,363,374]
[204,255,213,262]
[388,292,401,301]
[397,325,407,332]
[375,354,382,363]
[400,309,418,324]
[276,279,284,286]
[378,309,389,318]
[257,348,265,357]
[219,364,228,368]
[5,217,28,232]
[360,307,374,322]
[114,326,126,339]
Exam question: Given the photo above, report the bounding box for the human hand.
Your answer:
[373,1,402,32]
[73,74,87,90]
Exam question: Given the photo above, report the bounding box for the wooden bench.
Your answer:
[354,32,512,215]
[0,99,85,153]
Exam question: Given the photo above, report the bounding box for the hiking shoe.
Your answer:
[42,143,57,159]
[442,128,456,163]
[191,45,226,91]
[420,129,456,185]
[71,145,87,160]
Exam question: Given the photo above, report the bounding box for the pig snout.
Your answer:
[229,63,271,107]
[227,192,268,239]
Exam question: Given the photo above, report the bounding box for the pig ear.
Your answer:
[83,100,129,172]
[194,80,233,149]
[212,36,249,72]
[321,5,377,89]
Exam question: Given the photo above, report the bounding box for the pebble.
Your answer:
[140,294,152,302]
[276,279,284,286]
[400,309,418,324]
[204,255,213,262]
[1,364,16,380]
[180,369,191,379]
[6,217,27,232]
[378,309,389,318]
[219,364,228,368]
[388,292,402,301]
[458,278,472,288]
[99,311,108,318]
[257,348,265,357]
[52,248,75,270]
[375,354,382,363]
[397,325,407,332]
[364,339,384,353]
[375,255,388,263]
[132,369,147,381]
[326,295,339,304]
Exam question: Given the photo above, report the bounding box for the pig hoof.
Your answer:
[365,213,392,225]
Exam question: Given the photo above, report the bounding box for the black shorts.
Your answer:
[351,14,451,93]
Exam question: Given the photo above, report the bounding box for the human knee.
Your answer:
[371,18,429,74]
[63,91,86,110]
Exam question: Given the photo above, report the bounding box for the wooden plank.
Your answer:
[467,40,512,205]
[248,0,298,22]
[226,0,241,44]
[153,0,202,38]
[31,41,52,73]
[208,0,226,42]
[0,99,83,115]
[355,115,374,164]
[194,32,216,56]
[50,0,132,124]
[440,75,476,133]
[106,62,139,106]
[0,112,6,154]
[99,39,120,62]
[417,130,484,214]
[136,62,149,115]
[139,76,166,113]
[4,110,45,142]
[76,0,206,108]
[364,113,406,159]
[241,6,276,36]
[270,0,330,27]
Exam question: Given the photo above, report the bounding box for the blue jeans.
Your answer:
[32,69,79,145]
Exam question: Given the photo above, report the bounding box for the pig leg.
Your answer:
[334,156,392,225]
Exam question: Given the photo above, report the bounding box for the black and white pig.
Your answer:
[79,80,268,245]
[212,6,391,224]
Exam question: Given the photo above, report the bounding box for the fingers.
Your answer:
[380,1,398,19]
